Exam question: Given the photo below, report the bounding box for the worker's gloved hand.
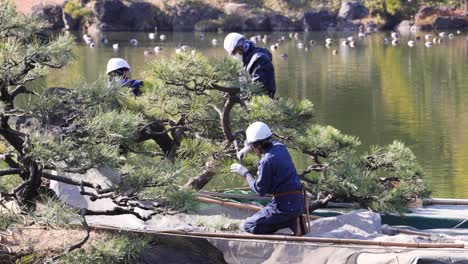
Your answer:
[237,145,251,161]
[230,163,249,177]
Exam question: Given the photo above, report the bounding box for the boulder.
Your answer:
[224,3,248,16]
[269,13,301,31]
[300,10,336,31]
[30,4,64,30]
[93,0,125,24]
[62,11,82,31]
[120,2,157,31]
[243,14,271,31]
[415,6,437,21]
[338,1,369,20]
[395,20,418,33]
[432,16,467,30]
[166,3,222,31]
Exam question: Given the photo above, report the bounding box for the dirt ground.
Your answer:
[12,0,66,14]
[0,226,111,258]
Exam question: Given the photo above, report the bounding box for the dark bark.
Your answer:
[41,171,107,193]
[0,168,22,176]
[221,95,235,143]
[138,120,175,156]
[185,169,216,191]
[0,115,25,154]
[16,158,41,208]
[185,159,219,191]
[84,207,154,221]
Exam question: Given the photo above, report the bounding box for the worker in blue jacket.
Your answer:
[223,33,276,98]
[230,122,307,235]
[106,58,143,96]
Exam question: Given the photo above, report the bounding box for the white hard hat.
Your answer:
[224,32,244,55]
[246,121,272,144]
[106,58,131,74]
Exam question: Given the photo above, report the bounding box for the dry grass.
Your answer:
[2,226,112,256]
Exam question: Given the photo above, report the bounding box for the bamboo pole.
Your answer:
[87,224,465,249]
[200,191,357,209]
[424,198,468,206]
[197,196,263,212]
[199,191,272,201]
[158,230,465,249]
[197,196,336,221]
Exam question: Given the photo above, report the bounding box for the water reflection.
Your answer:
[40,31,468,198]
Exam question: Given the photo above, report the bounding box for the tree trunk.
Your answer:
[138,120,175,156]
[185,159,219,191]
[17,158,42,208]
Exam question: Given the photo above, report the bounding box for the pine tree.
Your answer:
[0,0,429,217]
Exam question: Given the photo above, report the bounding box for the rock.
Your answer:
[300,10,336,31]
[395,20,417,33]
[166,3,222,31]
[30,4,64,30]
[93,0,125,24]
[63,10,81,30]
[433,16,467,30]
[224,3,248,16]
[414,5,467,30]
[269,13,301,31]
[338,1,369,20]
[121,2,157,31]
[243,13,271,31]
[415,6,437,21]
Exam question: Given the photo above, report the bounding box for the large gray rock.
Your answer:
[269,13,301,31]
[433,16,467,30]
[395,20,422,33]
[223,3,248,16]
[300,10,336,31]
[121,2,157,31]
[93,0,125,24]
[415,6,437,21]
[338,1,369,20]
[166,3,222,31]
[243,14,271,31]
[30,4,64,30]
[63,10,82,31]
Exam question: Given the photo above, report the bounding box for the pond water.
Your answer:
[39,31,468,198]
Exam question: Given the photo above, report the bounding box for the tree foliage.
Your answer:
[0,0,430,219]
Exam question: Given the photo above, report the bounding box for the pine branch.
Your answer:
[9,85,39,98]
[0,168,21,177]
[41,171,107,194]
[51,208,90,261]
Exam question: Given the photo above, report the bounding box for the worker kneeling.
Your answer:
[230,122,307,236]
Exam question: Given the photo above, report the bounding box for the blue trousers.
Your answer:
[243,202,303,234]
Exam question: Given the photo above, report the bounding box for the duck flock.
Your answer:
[81,25,467,59]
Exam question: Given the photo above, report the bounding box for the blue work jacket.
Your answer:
[242,44,276,98]
[121,78,143,96]
[246,141,304,213]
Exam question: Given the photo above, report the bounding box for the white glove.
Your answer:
[237,145,251,161]
[230,163,249,177]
